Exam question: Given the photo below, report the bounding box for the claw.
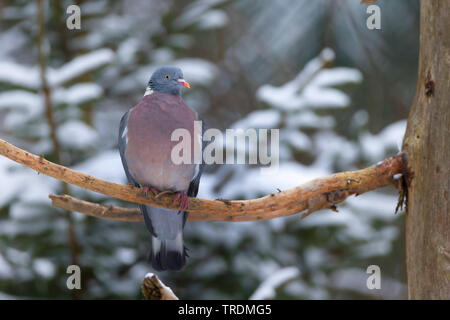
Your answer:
[142,186,150,198]
[172,191,189,211]
[154,190,174,199]
[142,186,160,198]
[173,192,181,203]
[141,187,189,211]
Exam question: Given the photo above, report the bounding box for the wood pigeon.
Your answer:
[118,66,204,271]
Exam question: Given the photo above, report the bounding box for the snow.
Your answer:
[1,3,34,20]
[0,90,42,115]
[71,150,125,199]
[73,150,123,184]
[351,110,369,129]
[171,59,219,85]
[231,110,281,129]
[320,48,335,61]
[197,10,229,30]
[19,176,57,204]
[81,0,108,15]
[150,48,175,64]
[284,280,328,299]
[299,191,399,243]
[9,203,47,220]
[33,258,56,279]
[0,151,60,208]
[347,192,399,220]
[0,145,56,205]
[360,133,386,162]
[0,254,14,279]
[0,62,39,88]
[193,258,227,276]
[54,83,103,106]
[58,120,99,149]
[303,86,351,109]
[313,131,359,170]
[48,49,115,87]
[330,268,407,299]
[174,0,229,29]
[188,217,258,248]
[114,248,137,265]
[257,48,362,111]
[0,49,114,89]
[0,26,27,59]
[286,111,335,129]
[257,84,306,110]
[355,227,398,258]
[0,90,45,130]
[304,248,330,269]
[117,38,140,65]
[311,67,363,88]
[0,219,66,238]
[282,130,312,151]
[378,121,407,152]
[71,33,104,51]
[300,207,375,240]
[212,57,368,196]
[6,248,30,265]
[360,120,407,161]
[167,34,193,49]
[249,267,300,300]
[217,162,328,200]
[0,292,19,300]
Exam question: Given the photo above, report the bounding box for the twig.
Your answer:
[141,273,179,300]
[0,138,406,221]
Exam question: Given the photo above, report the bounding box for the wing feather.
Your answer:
[183,116,207,225]
[118,110,139,187]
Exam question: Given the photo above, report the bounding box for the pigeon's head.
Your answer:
[147,66,190,96]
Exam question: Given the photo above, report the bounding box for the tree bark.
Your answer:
[402,0,450,299]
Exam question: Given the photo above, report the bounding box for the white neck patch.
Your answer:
[144,87,153,96]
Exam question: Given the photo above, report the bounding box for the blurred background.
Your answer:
[0,0,419,299]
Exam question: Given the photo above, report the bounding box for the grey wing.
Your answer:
[187,115,207,197]
[183,117,207,225]
[119,109,156,235]
[118,110,139,187]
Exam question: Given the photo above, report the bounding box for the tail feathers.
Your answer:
[150,233,188,271]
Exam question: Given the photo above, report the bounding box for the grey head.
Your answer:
[147,66,190,96]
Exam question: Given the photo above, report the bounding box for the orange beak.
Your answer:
[178,79,190,88]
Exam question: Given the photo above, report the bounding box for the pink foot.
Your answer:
[173,191,189,211]
[142,186,159,198]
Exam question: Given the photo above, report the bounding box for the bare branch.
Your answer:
[141,273,179,300]
[0,138,406,221]
[49,194,143,222]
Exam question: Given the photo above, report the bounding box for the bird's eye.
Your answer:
[165,74,170,80]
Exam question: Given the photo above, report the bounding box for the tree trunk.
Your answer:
[402,0,450,299]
